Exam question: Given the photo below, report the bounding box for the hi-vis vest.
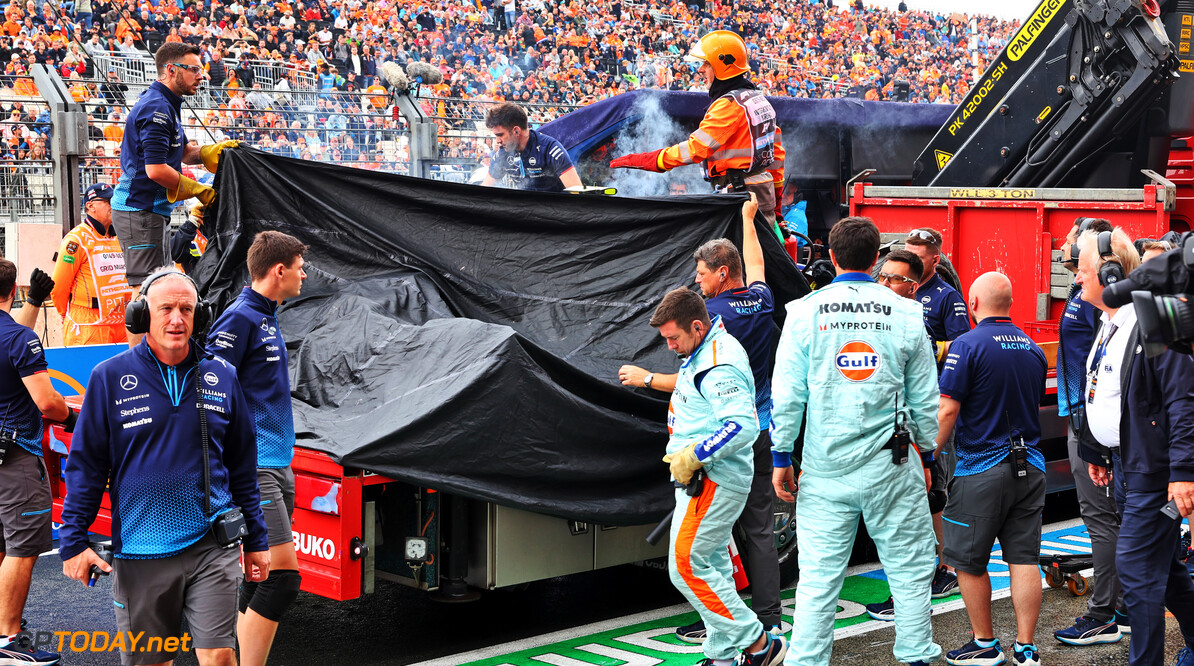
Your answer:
[57,222,132,327]
[716,89,776,177]
[657,88,779,180]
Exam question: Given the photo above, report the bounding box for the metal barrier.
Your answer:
[0,159,55,221]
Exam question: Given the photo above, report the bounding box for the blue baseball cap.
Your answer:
[83,183,113,203]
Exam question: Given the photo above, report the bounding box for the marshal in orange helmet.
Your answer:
[685,30,750,80]
[610,30,786,230]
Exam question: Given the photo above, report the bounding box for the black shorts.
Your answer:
[112,533,241,665]
[110,209,169,286]
[0,445,53,557]
[258,467,295,548]
[942,460,1045,575]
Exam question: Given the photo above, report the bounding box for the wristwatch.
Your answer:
[644,372,655,389]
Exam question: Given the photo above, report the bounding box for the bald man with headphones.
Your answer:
[59,268,270,666]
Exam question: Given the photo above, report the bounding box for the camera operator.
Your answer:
[0,258,72,666]
[1074,229,1194,666]
[58,268,269,666]
[1052,218,1129,645]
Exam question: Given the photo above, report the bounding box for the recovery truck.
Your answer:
[853,0,1193,491]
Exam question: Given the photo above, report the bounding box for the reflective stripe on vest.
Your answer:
[73,223,132,327]
[704,89,777,179]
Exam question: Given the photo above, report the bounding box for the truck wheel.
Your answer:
[1068,575,1089,596]
[775,496,799,587]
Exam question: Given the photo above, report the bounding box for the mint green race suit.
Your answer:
[666,316,765,661]
[770,274,941,665]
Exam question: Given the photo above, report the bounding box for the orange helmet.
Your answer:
[685,30,750,80]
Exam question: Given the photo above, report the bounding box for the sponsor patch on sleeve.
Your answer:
[65,241,79,254]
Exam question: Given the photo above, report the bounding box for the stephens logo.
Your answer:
[835,341,881,382]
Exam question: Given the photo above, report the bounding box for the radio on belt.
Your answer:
[887,396,911,465]
[0,428,13,465]
[1009,429,1029,478]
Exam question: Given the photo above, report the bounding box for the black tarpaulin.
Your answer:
[197,148,810,524]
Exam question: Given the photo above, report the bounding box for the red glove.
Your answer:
[610,149,664,172]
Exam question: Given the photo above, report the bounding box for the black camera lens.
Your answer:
[1133,290,1194,357]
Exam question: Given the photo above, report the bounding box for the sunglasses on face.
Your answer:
[170,62,203,74]
[877,272,918,285]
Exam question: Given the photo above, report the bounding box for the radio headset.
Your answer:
[1069,217,1096,265]
[1096,231,1125,287]
[124,269,212,336]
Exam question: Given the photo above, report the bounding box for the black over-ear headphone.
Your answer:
[1069,217,1096,264]
[125,269,212,335]
[1096,230,1124,287]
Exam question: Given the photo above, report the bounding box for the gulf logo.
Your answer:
[836,340,881,382]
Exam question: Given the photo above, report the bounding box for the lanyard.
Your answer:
[1086,322,1119,404]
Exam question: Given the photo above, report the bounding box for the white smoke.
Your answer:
[610,94,710,198]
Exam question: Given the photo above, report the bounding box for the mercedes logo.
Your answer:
[119,375,138,391]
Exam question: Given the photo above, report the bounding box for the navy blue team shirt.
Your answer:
[206,287,296,469]
[113,81,187,217]
[59,343,268,560]
[0,310,47,456]
[920,273,971,343]
[487,129,576,192]
[706,282,775,429]
[939,316,1048,477]
[1057,287,1099,418]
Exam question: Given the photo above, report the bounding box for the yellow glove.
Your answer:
[198,139,240,173]
[167,175,216,206]
[188,202,205,227]
[663,443,704,486]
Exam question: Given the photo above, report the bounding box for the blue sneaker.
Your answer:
[866,596,895,621]
[1053,615,1121,645]
[676,619,706,644]
[946,639,1005,666]
[737,633,787,666]
[1012,642,1040,666]
[1113,608,1132,635]
[0,633,60,665]
[1176,646,1194,666]
[932,565,960,598]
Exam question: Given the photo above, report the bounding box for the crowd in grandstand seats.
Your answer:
[0,0,1020,175]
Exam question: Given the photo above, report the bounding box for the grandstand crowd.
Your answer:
[0,0,1021,175]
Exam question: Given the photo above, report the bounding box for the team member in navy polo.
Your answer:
[481,102,582,192]
[618,193,782,641]
[0,258,71,666]
[206,231,307,666]
[904,228,970,345]
[111,41,237,337]
[1052,218,1128,646]
[935,272,1047,666]
[59,269,269,666]
[904,227,970,597]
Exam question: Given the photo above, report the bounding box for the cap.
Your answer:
[83,182,113,203]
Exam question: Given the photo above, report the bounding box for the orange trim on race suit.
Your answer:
[674,479,735,620]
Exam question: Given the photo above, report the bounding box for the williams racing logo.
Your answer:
[836,341,881,382]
